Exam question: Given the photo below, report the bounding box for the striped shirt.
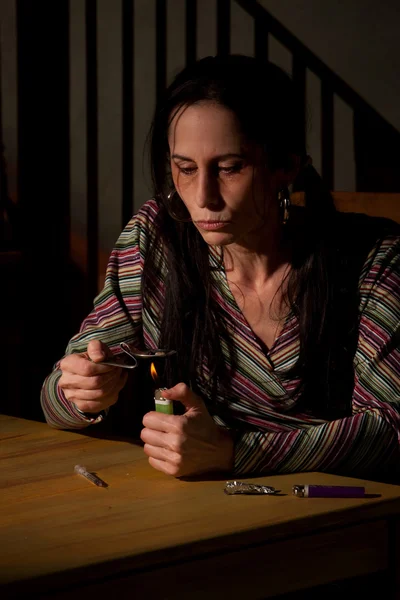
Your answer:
[41,199,400,478]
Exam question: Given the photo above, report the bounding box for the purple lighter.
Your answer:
[292,484,365,498]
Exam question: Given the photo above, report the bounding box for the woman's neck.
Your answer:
[223,228,292,288]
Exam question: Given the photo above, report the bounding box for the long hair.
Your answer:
[143,55,353,418]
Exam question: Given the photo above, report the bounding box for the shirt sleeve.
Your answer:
[40,201,158,429]
[233,235,400,479]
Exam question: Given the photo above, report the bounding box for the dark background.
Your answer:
[0,0,399,426]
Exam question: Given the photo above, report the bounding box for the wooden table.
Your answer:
[1,415,399,599]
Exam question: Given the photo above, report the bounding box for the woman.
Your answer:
[41,55,400,480]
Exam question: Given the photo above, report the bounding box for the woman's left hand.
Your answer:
[140,383,234,477]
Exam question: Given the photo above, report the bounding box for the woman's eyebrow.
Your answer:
[171,153,246,161]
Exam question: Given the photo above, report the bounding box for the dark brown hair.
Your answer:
[144,55,354,418]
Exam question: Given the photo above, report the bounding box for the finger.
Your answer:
[140,427,171,449]
[62,369,127,403]
[71,398,113,414]
[68,364,126,397]
[162,383,204,411]
[143,443,181,465]
[142,411,181,433]
[61,366,127,390]
[63,381,118,401]
[147,456,180,477]
[87,339,114,363]
[60,353,115,376]
[59,368,120,391]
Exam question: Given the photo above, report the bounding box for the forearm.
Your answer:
[40,369,106,430]
[234,410,399,478]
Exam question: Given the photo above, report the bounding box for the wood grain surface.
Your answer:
[1,415,400,598]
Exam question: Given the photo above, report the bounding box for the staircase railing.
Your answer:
[229,0,399,192]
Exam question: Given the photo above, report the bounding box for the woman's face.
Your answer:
[168,101,284,248]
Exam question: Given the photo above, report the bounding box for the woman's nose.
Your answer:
[195,172,219,208]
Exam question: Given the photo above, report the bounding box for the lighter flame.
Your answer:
[150,362,158,381]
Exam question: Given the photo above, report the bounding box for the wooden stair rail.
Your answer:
[292,192,400,224]
[233,0,400,193]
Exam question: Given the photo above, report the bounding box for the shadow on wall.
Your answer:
[70,230,110,294]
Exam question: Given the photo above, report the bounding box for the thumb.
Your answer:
[162,383,205,412]
[87,339,112,363]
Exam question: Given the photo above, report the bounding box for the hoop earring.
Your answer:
[278,187,291,225]
[166,190,175,201]
[165,189,192,222]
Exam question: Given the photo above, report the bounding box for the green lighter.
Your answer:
[154,387,174,415]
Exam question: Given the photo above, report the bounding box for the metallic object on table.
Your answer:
[224,481,280,495]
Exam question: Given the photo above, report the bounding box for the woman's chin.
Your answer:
[199,230,236,246]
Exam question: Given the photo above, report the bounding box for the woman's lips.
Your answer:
[195,221,231,231]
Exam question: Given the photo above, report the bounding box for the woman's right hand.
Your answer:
[59,340,128,414]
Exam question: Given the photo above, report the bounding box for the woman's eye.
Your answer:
[219,164,243,174]
[177,163,243,176]
[179,166,196,175]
